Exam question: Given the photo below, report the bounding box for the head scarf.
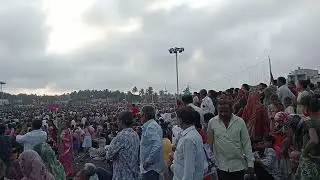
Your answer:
[34,143,66,180]
[18,150,55,180]
[242,91,263,120]
[263,87,276,106]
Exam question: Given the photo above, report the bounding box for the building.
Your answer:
[287,67,319,83]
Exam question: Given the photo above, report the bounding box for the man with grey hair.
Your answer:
[140,105,165,180]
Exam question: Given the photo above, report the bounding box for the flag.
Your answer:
[268,55,274,85]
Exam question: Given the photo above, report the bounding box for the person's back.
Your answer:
[113,128,140,178]
[16,120,47,151]
[0,124,12,174]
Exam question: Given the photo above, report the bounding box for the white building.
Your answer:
[287,67,319,83]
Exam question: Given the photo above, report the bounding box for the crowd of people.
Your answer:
[0,77,319,180]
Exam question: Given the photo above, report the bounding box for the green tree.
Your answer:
[132,86,138,94]
[183,86,191,95]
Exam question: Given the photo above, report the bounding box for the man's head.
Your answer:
[181,95,193,106]
[242,84,250,91]
[208,90,217,98]
[217,98,233,122]
[277,77,286,87]
[176,107,195,129]
[32,119,42,130]
[118,111,134,128]
[199,89,207,99]
[141,105,155,123]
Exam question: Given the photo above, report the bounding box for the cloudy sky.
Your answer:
[0,0,319,95]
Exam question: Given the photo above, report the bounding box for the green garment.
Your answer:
[34,143,66,180]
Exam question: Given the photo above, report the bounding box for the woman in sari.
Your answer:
[58,120,73,177]
[268,94,285,132]
[18,150,54,180]
[242,91,270,139]
[34,143,65,180]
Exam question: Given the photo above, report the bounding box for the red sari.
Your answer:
[58,128,73,177]
[242,91,270,139]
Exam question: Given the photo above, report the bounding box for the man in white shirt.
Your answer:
[277,77,296,105]
[207,97,254,180]
[200,89,215,115]
[16,119,47,151]
[182,95,205,125]
[172,107,204,180]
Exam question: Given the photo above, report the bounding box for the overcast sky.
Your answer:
[0,0,319,95]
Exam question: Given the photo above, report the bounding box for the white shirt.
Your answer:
[172,126,205,180]
[208,115,254,172]
[16,129,47,151]
[201,96,215,115]
[277,85,296,105]
[81,117,87,125]
[172,125,183,147]
[188,103,205,125]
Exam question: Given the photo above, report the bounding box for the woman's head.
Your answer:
[19,150,52,180]
[263,135,275,148]
[269,94,280,105]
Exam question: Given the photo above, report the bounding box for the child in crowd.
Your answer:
[283,97,295,114]
[254,135,278,180]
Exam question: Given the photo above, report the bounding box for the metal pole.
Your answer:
[175,52,179,96]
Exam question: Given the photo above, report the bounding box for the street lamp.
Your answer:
[0,81,5,100]
[169,47,184,98]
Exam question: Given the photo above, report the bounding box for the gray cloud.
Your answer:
[0,0,319,94]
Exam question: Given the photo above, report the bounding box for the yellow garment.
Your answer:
[162,138,172,166]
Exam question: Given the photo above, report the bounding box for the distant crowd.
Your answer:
[0,77,319,180]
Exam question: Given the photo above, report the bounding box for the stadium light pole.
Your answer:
[169,47,184,99]
[0,81,5,99]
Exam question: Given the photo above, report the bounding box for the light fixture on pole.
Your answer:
[168,47,184,99]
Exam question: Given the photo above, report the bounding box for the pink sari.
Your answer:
[58,128,73,177]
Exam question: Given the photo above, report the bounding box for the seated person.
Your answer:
[254,135,278,180]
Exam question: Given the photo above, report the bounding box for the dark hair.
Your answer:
[309,93,320,113]
[263,135,275,145]
[32,120,42,130]
[199,89,207,96]
[132,104,136,107]
[0,124,6,135]
[310,83,315,90]
[141,106,155,120]
[204,113,214,123]
[298,80,308,89]
[193,111,202,128]
[259,83,268,89]
[176,107,195,125]
[242,84,250,91]
[278,77,286,85]
[181,95,193,104]
[118,111,134,126]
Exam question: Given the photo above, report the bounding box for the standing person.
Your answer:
[181,95,204,126]
[277,77,296,105]
[47,120,58,149]
[207,97,254,180]
[295,93,320,180]
[140,106,165,180]
[268,94,285,132]
[0,123,13,176]
[171,107,205,180]
[242,91,270,140]
[82,122,93,150]
[296,80,312,115]
[58,120,73,177]
[200,89,215,115]
[16,119,47,151]
[193,92,200,107]
[106,111,140,180]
